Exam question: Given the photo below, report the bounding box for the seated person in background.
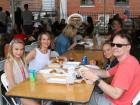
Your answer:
[32,21,43,40]
[92,41,118,94]
[26,31,52,72]
[55,24,77,55]
[4,39,39,105]
[81,32,140,105]
[13,28,27,40]
[102,41,118,70]
[12,28,35,45]
[90,41,118,69]
[109,18,123,41]
[84,16,94,38]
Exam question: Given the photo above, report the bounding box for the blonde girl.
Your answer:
[4,39,39,105]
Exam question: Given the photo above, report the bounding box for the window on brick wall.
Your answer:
[80,0,94,6]
[115,0,129,5]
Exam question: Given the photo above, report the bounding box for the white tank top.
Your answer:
[28,48,51,71]
[12,59,28,84]
[5,58,28,89]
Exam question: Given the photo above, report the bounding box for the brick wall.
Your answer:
[67,0,140,18]
[0,0,10,11]
[1,0,140,19]
[21,0,42,11]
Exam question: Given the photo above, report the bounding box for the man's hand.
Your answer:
[81,70,99,82]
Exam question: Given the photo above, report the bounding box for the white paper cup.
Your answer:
[66,73,75,84]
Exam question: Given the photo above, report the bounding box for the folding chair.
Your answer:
[132,91,140,105]
[1,73,18,105]
[1,73,52,105]
[0,60,5,72]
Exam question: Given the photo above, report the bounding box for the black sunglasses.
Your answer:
[111,43,129,48]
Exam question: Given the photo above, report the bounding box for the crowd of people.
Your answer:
[0,3,140,105]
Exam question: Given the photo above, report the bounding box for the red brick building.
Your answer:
[1,0,140,20]
[0,0,10,11]
[21,0,42,11]
[67,0,140,18]
[0,0,42,12]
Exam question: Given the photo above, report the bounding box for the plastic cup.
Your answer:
[29,69,36,82]
[66,73,75,85]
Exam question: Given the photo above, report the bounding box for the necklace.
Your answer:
[39,48,48,54]
[14,59,26,80]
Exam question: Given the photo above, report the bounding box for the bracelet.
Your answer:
[95,78,102,86]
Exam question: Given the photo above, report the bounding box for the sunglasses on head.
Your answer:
[111,43,129,48]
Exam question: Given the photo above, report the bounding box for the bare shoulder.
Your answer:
[5,59,12,66]
[4,59,13,72]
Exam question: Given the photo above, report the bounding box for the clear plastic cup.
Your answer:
[66,73,75,85]
[29,69,36,82]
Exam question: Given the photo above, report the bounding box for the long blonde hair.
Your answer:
[63,24,77,37]
[7,39,26,64]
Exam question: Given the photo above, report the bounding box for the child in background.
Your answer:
[4,39,39,105]
[102,41,118,70]
[90,41,118,70]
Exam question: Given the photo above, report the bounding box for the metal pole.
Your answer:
[103,0,106,34]
[11,0,15,28]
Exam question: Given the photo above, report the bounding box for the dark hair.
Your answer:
[103,40,112,46]
[24,4,28,9]
[87,16,93,24]
[114,30,132,44]
[16,7,22,13]
[5,11,10,16]
[112,18,123,28]
[0,7,2,11]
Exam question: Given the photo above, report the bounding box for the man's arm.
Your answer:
[82,70,124,99]
[98,80,124,99]
[91,69,110,78]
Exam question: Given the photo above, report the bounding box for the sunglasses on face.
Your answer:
[111,43,129,48]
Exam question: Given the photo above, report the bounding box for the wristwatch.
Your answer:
[95,78,102,86]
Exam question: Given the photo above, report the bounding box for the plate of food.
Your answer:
[47,77,67,84]
[48,63,62,68]
[63,62,81,69]
[51,57,67,64]
[77,41,85,45]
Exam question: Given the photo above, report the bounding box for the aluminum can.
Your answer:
[82,56,87,65]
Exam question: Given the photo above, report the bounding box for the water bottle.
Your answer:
[82,56,87,65]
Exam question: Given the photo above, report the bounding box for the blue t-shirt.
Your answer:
[55,33,70,55]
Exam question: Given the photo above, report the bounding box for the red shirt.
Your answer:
[107,55,140,105]
[13,33,27,40]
